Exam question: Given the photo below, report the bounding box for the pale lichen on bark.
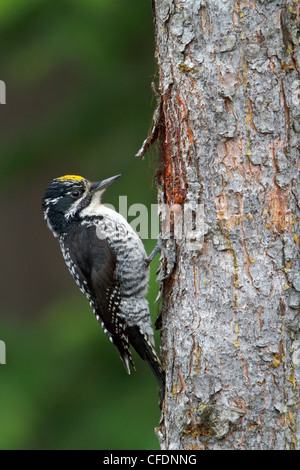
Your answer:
[151,0,300,450]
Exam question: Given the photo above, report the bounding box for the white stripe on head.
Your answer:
[64,185,90,220]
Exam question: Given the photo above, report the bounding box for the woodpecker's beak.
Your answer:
[90,174,121,194]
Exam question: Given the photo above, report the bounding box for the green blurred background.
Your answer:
[0,0,162,449]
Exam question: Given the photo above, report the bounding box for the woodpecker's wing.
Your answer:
[65,224,134,373]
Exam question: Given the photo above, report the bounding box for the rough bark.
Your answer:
[151,0,300,450]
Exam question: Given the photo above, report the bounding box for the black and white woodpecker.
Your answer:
[42,174,165,398]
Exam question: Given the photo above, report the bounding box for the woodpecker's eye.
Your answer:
[70,189,81,198]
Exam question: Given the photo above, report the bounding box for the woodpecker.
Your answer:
[42,174,165,398]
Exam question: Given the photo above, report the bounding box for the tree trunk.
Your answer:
[151,0,300,450]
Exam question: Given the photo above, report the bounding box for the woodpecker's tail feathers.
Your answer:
[113,333,136,375]
[127,326,165,400]
[95,312,136,375]
[118,347,135,375]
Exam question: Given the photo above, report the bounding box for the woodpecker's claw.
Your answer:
[147,232,176,282]
[147,232,175,263]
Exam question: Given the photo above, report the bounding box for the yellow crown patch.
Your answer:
[56,175,85,182]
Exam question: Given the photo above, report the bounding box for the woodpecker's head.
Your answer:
[42,174,121,236]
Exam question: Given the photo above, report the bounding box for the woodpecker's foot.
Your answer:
[147,233,176,286]
[147,243,161,264]
[147,232,175,264]
[147,232,172,262]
